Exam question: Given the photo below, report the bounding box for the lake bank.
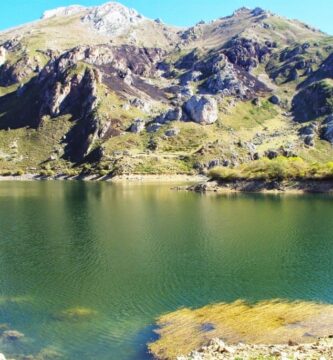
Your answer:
[178,337,333,360]
[187,179,333,194]
[0,173,207,183]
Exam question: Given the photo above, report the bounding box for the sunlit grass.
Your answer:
[209,156,333,182]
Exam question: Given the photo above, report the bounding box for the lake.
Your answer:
[0,181,333,359]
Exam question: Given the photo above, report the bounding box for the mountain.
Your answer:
[0,2,333,177]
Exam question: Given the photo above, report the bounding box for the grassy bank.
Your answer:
[209,157,333,182]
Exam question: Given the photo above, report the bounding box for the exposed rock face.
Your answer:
[39,65,99,118]
[300,52,333,88]
[224,37,273,71]
[321,115,333,144]
[42,5,85,19]
[292,80,333,122]
[82,2,145,36]
[202,54,269,98]
[267,42,314,83]
[39,45,164,79]
[180,70,203,85]
[0,47,6,66]
[0,55,38,86]
[184,96,218,124]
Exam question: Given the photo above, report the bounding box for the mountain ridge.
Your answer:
[0,2,333,178]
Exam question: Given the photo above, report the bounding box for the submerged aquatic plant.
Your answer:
[149,299,333,360]
[54,307,97,322]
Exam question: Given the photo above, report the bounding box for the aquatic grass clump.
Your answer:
[149,299,333,360]
[54,307,97,322]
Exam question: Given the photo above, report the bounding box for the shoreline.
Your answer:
[179,337,333,360]
[3,173,333,194]
[187,179,333,194]
[0,173,207,183]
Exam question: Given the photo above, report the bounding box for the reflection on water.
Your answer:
[0,182,333,359]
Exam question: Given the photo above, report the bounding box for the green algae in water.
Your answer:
[1,182,333,359]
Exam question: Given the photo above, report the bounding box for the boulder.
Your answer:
[265,150,279,159]
[184,96,219,125]
[2,330,24,341]
[130,119,145,133]
[129,98,151,112]
[208,159,221,169]
[155,108,182,124]
[165,128,180,137]
[147,123,162,133]
[269,95,281,105]
[304,135,315,147]
[299,123,318,136]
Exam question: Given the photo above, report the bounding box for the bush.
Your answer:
[98,170,110,177]
[14,170,25,176]
[39,170,55,177]
[209,157,333,182]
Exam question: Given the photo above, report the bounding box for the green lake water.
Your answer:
[0,181,333,359]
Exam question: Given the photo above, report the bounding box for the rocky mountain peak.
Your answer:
[232,7,269,18]
[81,2,145,36]
[41,5,86,19]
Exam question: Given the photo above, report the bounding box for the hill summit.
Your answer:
[0,2,332,177]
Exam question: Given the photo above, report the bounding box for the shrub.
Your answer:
[209,157,333,182]
[14,170,25,176]
[39,170,55,177]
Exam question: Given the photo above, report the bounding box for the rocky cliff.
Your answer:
[0,2,333,176]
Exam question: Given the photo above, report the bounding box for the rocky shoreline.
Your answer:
[188,179,333,194]
[0,173,206,183]
[178,337,333,360]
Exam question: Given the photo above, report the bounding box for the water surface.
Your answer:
[0,182,333,359]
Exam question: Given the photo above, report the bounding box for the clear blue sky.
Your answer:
[1,0,333,34]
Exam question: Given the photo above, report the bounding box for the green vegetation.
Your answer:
[54,307,97,322]
[209,156,333,181]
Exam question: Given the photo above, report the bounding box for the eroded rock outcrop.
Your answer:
[0,47,6,66]
[321,115,333,144]
[130,119,145,133]
[224,37,273,71]
[203,54,268,98]
[81,2,145,36]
